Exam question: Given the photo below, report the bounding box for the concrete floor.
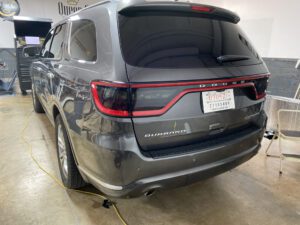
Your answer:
[1,94,300,225]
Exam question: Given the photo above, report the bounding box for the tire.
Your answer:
[31,84,44,113]
[21,89,27,95]
[55,115,86,189]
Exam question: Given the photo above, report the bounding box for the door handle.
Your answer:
[47,72,54,79]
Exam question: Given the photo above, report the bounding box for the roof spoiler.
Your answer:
[118,2,240,24]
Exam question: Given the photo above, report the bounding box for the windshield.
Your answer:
[118,14,262,68]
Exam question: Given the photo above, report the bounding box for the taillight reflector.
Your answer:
[191,5,212,12]
[91,82,131,117]
[91,74,270,117]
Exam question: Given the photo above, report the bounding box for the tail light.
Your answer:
[91,74,270,118]
[91,81,182,117]
[91,82,131,117]
[191,5,213,12]
[252,78,268,99]
[131,87,181,111]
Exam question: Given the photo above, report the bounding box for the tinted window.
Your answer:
[41,31,53,58]
[70,20,97,61]
[49,24,67,59]
[118,14,262,68]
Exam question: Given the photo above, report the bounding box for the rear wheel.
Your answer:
[21,89,27,95]
[31,84,44,113]
[55,115,86,188]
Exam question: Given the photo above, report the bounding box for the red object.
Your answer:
[91,73,270,117]
[191,5,212,12]
[91,83,130,117]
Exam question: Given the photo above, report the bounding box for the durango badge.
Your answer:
[144,130,187,138]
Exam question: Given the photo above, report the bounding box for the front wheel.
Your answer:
[55,115,86,188]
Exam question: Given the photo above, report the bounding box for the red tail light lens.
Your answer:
[91,74,270,117]
[244,77,269,100]
[91,81,181,117]
[191,5,212,12]
[91,82,131,117]
[253,78,268,98]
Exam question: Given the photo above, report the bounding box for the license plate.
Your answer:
[202,89,235,113]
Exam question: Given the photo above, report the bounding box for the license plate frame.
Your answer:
[202,89,235,113]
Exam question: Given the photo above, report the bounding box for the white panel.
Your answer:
[0,21,15,48]
[239,18,274,56]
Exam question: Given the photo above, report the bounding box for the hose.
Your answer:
[0,98,128,225]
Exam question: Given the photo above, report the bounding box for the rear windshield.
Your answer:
[118,14,261,68]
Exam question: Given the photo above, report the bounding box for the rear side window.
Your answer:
[69,20,97,62]
[41,31,53,58]
[118,14,261,68]
[49,24,67,59]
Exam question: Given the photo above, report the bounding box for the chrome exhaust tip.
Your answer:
[144,189,156,197]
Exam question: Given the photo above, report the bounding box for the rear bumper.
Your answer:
[91,143,259,198]
[77,126,264,198]
[119,144,259,197]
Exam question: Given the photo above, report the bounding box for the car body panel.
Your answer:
[30,0,269,197]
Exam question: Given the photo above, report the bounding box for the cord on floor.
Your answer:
[19,110,129,225]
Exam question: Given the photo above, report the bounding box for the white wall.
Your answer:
[0,21,15,48]
[0,0,98,48]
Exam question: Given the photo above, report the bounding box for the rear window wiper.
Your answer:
[217,55,251,63]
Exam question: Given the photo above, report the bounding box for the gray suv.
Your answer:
[30,0,269,197]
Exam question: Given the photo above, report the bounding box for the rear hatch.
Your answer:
[117,2,269,155]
